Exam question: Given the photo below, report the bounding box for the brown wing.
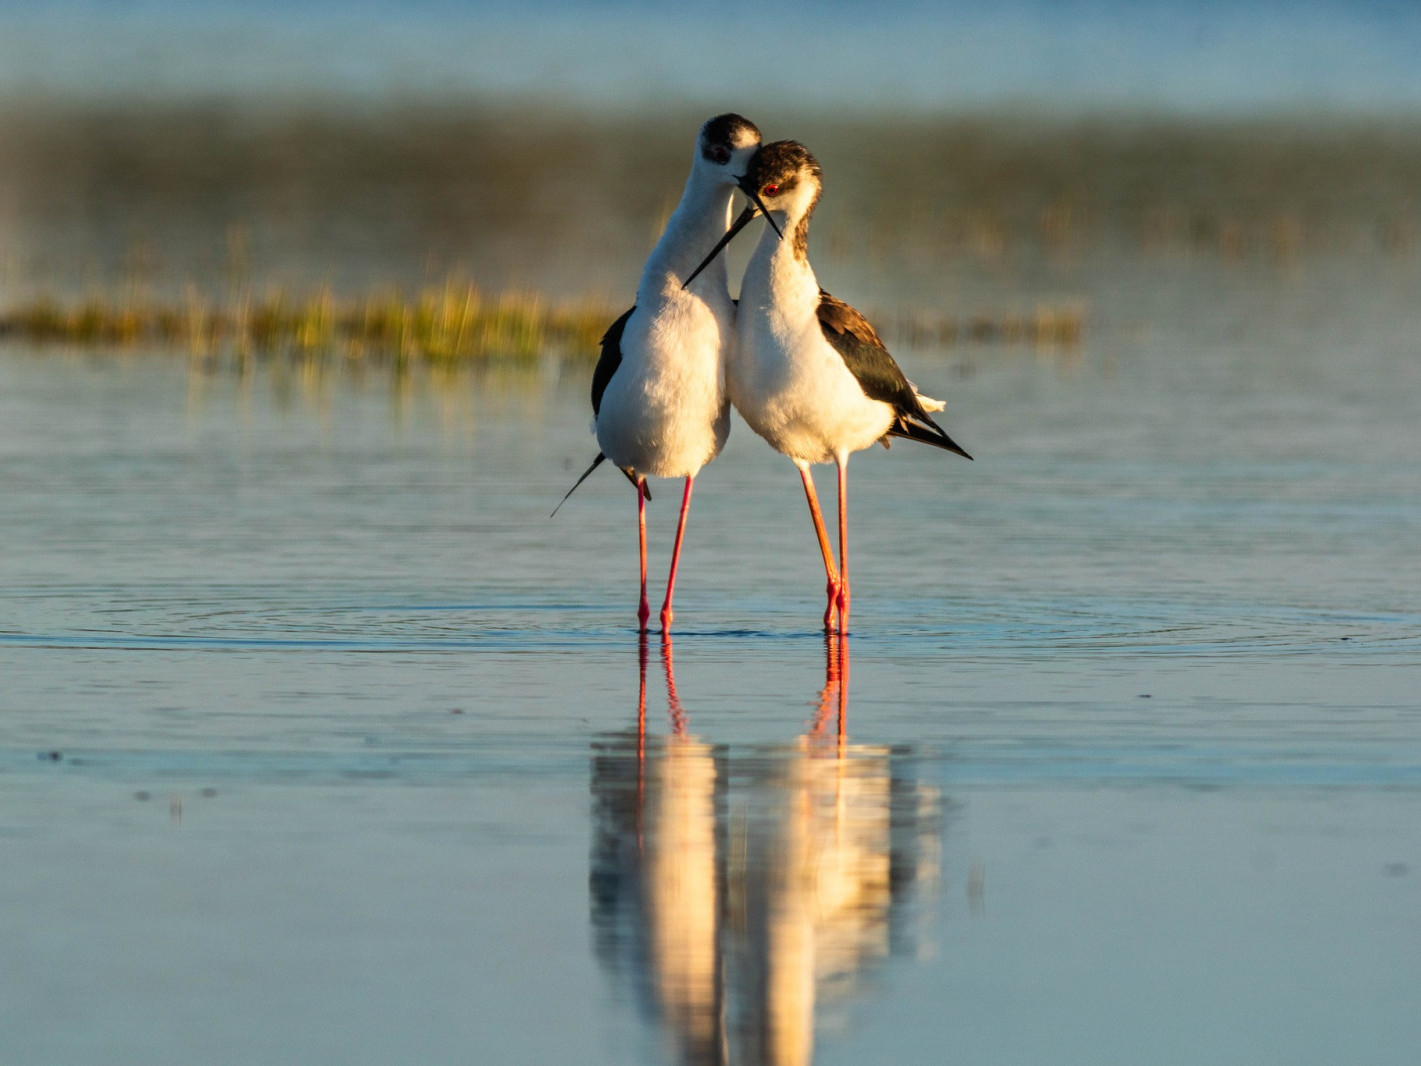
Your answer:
[817,290,888,350]
[817,289,972,460]
[816,290,922,412]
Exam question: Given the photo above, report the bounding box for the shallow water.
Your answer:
[2,248,1421,1065]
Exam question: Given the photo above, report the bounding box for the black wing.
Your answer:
[592,306,635,417]
[817,289,972,460]
[551,306,648,516]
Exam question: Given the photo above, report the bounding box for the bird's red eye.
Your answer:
[762,184,780,196]
[712,146,730,164]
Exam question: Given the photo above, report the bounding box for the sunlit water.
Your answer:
[2,250,1420,1064]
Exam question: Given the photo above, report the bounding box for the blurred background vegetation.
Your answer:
[1,1,1419,364]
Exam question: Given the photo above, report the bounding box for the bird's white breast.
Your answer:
[596,286,733,479]
[594,178,740,480]
[729,241,893,465]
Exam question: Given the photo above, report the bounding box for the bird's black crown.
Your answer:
[700,113,761,158]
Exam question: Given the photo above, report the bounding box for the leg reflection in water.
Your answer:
[807,631,848,743]
[589,635,941,1065]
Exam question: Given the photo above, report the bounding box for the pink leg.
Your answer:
[836,461,850,633]
[799,465,841,631]
[660,477,694,634]
[636,479,651,632]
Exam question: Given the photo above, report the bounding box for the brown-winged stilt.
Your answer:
[685,140,972,632]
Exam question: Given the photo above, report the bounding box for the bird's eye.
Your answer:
[762,184,780,196]
[711,146,731,165]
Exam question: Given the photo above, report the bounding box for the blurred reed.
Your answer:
[0,280,1085,361]
[0,282,612,363]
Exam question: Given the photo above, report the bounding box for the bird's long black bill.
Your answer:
[682,203,760,290]
[743,185,783,239]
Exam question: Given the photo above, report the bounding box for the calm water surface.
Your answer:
[2,255,1420,1063]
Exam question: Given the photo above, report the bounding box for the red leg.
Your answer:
[636,478,651,632]
[799,464,840,631]
[836,461,850,633]
[660,477,694,634]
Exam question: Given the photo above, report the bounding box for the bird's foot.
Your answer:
[822,579,840,631]
[835,583,851,633]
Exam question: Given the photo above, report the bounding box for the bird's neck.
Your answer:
[743,212,818,309]
[638,174,735,302]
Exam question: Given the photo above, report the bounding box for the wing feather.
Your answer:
[817,290,972,460]
[592,306,634,417]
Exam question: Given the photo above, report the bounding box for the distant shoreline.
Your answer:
[3,103,1416,302]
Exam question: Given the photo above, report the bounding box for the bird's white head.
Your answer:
[739,140,823,252]
[695,113,762,185]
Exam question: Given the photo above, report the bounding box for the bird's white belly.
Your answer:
[596,303,731,479]
[730,322,893,465]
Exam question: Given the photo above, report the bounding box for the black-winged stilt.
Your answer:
[685,140,972,632]
[555,113,762,633]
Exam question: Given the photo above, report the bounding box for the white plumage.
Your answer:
[687,139,971,631]
[732,247,896,465]
[594,216,735,477]
[572,113,762,633]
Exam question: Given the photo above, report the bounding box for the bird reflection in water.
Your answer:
[589,635,941,1065]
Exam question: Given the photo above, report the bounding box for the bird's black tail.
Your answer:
[550,453,650,517]
[887,414,973,460]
